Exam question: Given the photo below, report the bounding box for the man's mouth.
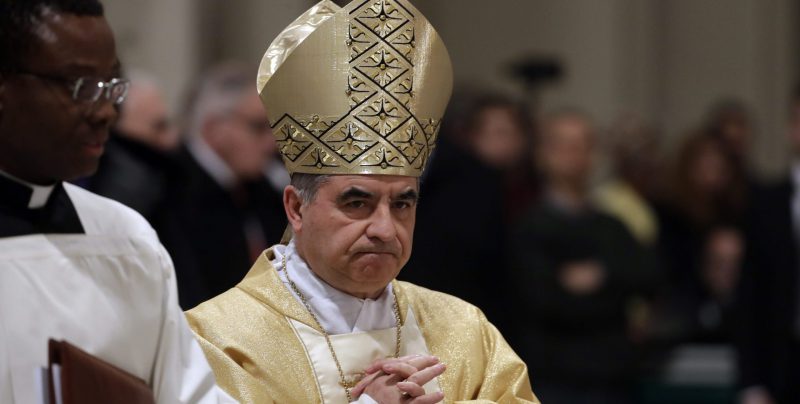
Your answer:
[355,250,399,258]
[80,139,107,156]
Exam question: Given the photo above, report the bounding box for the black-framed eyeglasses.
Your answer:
[15,71,131,106]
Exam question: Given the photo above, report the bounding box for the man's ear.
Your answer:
[283,185,304,235]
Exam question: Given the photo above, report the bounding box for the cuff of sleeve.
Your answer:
[353,393,379,404]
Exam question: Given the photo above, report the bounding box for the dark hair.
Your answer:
[670,130,746,226]
[0,0,104,73]
[463,94,533,142]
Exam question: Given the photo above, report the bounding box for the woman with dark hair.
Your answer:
[655,130,748,342]
[463,94,541,222]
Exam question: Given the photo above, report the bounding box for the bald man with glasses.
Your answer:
[0,1,233,403]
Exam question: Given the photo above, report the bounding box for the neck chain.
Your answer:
[281,253,402,402]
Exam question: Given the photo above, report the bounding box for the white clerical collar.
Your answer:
[0,169,56,209]
[272,241,396,335]
[187,137,238,190]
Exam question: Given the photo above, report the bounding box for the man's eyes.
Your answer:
[342,200,414,210]
[392,200,414,209]
[345,200,367,209]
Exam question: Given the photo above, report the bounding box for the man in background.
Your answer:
[509,110,657,404]
[159,63,286,309]
[86,71,179,221]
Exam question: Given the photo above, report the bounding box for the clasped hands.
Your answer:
[351,354,446,403]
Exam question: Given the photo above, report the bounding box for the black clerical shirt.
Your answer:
[0,174,84,237]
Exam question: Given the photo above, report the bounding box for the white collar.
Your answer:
[187,137,238,190]
[0,169,56,209]
[272,241,396,335]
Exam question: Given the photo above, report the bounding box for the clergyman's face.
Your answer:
[0,10,119,184]
[288,175,418,299]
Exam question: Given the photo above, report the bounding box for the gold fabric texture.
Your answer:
[186,248,539,403]
[257,0,453,177]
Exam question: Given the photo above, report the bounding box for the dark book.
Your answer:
[46,339,155,404]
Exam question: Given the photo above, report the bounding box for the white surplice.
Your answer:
[0,183,235,404]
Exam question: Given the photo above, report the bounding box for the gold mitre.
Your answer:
[257,0,453,177]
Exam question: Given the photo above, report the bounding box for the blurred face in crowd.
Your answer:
[0,10,119,184]
[204,92,276,180]
[539,114,594,189]
[116,82,179,152]
[470,106,527,170]
[688,139,730,196]
[286,175,418,299]
[702,227,743,301]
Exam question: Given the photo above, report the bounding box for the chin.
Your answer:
[58,162,99,182]
[75,162,101,179]
[352,262,398,284]
[354,253,399,271]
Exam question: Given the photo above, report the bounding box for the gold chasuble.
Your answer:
[186,248,537,403]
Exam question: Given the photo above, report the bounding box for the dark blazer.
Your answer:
[86,132,177,222]
[737,179,799,401]
[157,147,287,309]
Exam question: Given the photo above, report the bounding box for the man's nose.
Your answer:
[366,203,397,242]
[86,99,118,128]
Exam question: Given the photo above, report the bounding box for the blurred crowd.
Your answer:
[81,62,800,404]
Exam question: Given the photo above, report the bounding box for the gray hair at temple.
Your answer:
[291,174,331,204]
[184,62,255,139]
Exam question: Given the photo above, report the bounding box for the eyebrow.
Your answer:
[394,189,419,202]
[335,187,419,204]
[336,187,374,203]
